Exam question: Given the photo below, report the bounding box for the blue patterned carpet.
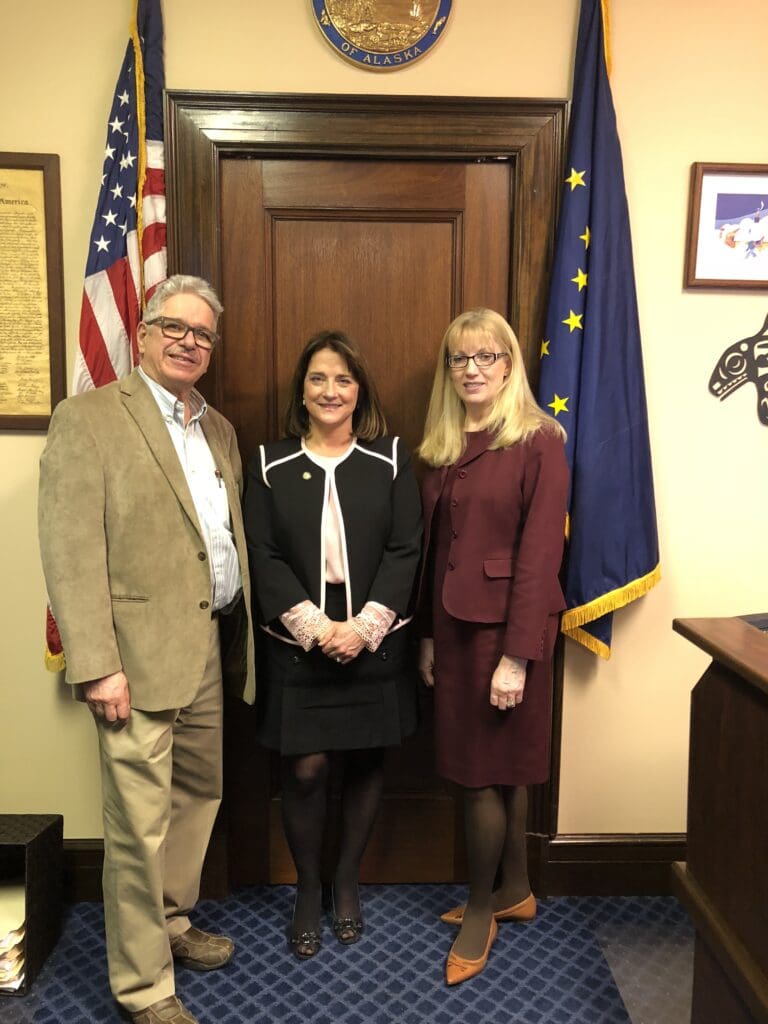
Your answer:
[0,887,692,1024]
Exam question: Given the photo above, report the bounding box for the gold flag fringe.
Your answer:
[44,648,66,673]
[560,563,661,656]
[600,0,612,77]
[563,625,611,659]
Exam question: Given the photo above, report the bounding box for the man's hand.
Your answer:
[418,638,435,687]
[82,671,131,723]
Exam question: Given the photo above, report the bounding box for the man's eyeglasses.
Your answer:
[145,317,220,351]
[445,351,509,370]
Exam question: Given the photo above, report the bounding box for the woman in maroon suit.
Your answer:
[418,308,568,985]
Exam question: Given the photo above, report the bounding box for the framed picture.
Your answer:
[685,163,768,289]
[0,152,66,430]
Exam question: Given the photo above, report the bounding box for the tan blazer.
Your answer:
[39,369,255,711]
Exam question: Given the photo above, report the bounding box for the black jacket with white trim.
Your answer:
[244,436,422,632]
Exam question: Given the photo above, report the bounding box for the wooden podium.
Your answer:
[672,616,768,1024]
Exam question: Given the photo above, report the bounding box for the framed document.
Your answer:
[0,153,66,430]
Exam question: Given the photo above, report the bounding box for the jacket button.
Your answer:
[452,530,458,539]
[199,600,210,610]
[458,470,467,478]
[292,654,301,665]
[198,551,207,561]
[448,562,455,571]
[380,650,388,661]
[451,499,458,508]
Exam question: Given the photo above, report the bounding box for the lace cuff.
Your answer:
[280,601,333,652]
[350,601,396,653]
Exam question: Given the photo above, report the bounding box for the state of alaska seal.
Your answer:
[312,0,453,71]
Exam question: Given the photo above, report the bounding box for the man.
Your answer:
[39,275,255,1024]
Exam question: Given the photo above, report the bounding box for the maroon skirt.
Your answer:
[431,609,557,788]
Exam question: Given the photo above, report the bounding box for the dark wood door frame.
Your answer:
[165,90,568,855]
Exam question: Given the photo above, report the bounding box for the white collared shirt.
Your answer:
[138,367,241,611]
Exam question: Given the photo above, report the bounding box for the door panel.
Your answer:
[222,159,509,462]
[220,156,509,883]
[270,215,455,453]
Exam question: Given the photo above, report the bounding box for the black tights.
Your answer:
[453,784,530,957]
[281,747,386,934]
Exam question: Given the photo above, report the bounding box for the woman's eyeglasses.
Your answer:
[445,351,509,370]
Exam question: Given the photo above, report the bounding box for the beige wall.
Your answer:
[2,1,765,838]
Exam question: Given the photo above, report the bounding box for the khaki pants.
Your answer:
[96,619,222,1012]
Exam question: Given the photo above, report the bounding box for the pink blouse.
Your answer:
[279,444,395,652]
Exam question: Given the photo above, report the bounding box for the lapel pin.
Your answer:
[302,471,312,480]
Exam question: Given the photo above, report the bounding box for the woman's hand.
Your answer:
[419,638,435,687]
[319,620,366,664]
[490,654,528,711]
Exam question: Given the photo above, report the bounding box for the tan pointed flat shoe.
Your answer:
[445,918,498,986]
[440,891,536,926]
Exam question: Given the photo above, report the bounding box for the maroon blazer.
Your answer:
[421,428,569,661]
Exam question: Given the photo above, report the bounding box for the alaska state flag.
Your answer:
[537,0,660,658]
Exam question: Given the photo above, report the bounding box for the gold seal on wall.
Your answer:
[311,1,453,71]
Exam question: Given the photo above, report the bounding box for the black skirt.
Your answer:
[256,585,418,756]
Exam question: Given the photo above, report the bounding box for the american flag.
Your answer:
[45,0,166,670]
[72,0,167,392]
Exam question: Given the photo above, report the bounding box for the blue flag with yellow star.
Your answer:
[537,0,660,658]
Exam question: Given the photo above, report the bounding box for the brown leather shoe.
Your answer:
[130,995,198,1023]
[169,926,234,971]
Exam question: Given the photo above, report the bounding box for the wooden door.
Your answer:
[219,158,510,462]
[219,157,509,884]
[166,92,567,890]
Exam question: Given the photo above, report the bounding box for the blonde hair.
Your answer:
[419,308,565,467]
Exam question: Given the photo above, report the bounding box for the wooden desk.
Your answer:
[672,616,768,1024]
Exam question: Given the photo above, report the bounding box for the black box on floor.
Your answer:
[0,814,63,997]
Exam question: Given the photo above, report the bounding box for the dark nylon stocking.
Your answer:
[453,783,530,959]
[281,748,387,936]
[334,747,387,921]
[453,785,506,958]
[281,752,329,938]
[497,783,531,907]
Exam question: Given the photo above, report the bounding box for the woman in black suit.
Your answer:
[244,330,422,959]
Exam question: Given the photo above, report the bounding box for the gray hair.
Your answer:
[143,274,223,323]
